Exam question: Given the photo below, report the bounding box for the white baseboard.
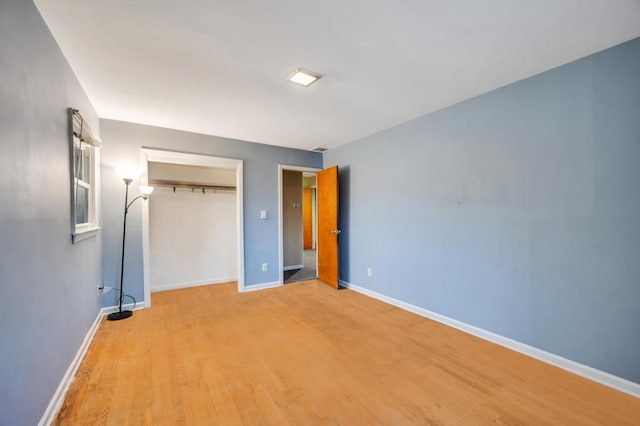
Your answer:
[40,301,149,424]
[243,280,281,292]
[283,264,304,271]
[100,300,147,315]
[340,280,640,398]
[151,276,237,293]
[38,310,103,426]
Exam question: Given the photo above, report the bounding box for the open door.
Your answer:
[317,165,340,288]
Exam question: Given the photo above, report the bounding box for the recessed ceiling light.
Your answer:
[287,68,322,87]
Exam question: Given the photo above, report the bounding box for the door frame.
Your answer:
[141,148,245,307]
[278,164,321,285]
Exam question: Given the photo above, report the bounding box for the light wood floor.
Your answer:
[55,280,640,425]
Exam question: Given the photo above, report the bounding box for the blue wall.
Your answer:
[100,120,322,305]
[325,38,640,383]
[0,1,102,424]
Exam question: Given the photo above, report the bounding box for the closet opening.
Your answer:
[141,149,245,307]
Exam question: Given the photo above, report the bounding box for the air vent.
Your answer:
[309,147,329,153]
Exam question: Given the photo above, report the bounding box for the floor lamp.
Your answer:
[107,168,154,321]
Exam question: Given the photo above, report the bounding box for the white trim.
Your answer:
[278,164,321,286]
[142,149,241,169]
[141,153,152,307]
[70,123,101,245]
[151,277,237,293]
[283,264,304,271]
[38,310,103,426]
[243,281,281,292]
[236,161,245,292]
[100,301,147,315]
[140,149,245,298]
[340,280,640,398]
[71,227,101,243]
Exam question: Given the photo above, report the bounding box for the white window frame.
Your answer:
[70,110,101,243]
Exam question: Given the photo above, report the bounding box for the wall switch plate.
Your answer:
[367,267,373,277]
[260,210,267,220]
[262,263,268,272]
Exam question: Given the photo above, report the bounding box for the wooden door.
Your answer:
[317,166,340,288]
[302,188,313,249]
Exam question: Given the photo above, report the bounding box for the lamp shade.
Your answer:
[139,185,154,196]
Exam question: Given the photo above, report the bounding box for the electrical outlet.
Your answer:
[98,285,113,294]
[367,267,373,277]
[262,263,268,272]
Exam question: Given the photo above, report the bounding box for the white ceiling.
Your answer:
[35,0,640,151]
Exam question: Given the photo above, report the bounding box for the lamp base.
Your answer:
[107,310,133,321]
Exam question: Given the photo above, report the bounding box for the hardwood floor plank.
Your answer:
[54,280,640,425]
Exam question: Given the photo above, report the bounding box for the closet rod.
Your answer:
[150,181,236,191]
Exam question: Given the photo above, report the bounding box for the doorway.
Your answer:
[141,149,245,307]
[283,171,317,283]
[278,165,320,285]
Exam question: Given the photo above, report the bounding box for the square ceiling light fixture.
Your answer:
[287,68,322,87]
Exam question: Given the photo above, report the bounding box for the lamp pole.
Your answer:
[108,178,134,321]
[107,169,153,321]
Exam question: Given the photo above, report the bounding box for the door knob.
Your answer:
[330,229,342,235]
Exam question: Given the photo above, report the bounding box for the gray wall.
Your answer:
[0,1,102,425]
[283,170,303,267]
[100,120,322,304]
[325,38,640,383]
